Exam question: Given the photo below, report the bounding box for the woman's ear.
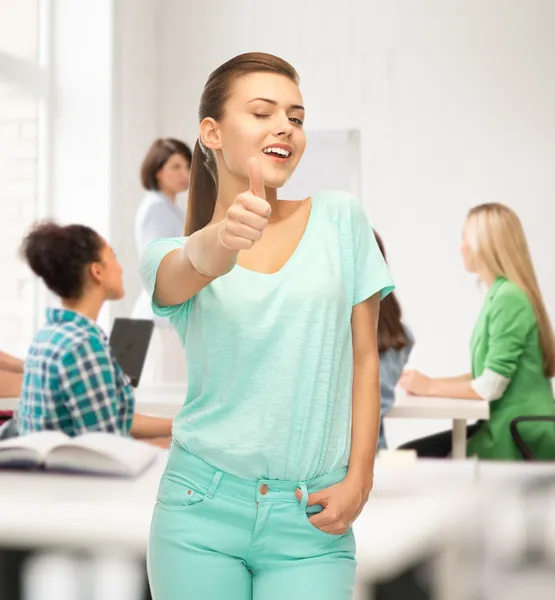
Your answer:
[200,117,222,151]
[88,262,103,285]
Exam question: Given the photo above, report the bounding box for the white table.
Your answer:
[2,385,490,459]
[354,491,479,600]
[0,386,187,415]
[387,388,490,459]
[0,390,185,420]
[372,458,478,497]
[0,457,475,554]
[0,455,481,600]
[0,397,18,411]
[0,453,167,554]
[3,450,554,599]
[136,386,491,459]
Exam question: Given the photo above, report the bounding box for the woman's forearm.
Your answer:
[144,436,172,449]
[0,370,22,397]
[186,222,238,278]
[429,377,482,399]
[434,373,472,385]
[346,354,380,495]
[130,413,173,439]
[0,351,24,374]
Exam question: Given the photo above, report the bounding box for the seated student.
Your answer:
[399,203,555,459]
[0,350,24,399]
[373,231,414,450]
[17,222,172,447]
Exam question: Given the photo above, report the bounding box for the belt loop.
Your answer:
[206,470,223,499]
[298,482,308,511]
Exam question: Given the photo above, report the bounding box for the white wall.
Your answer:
[0,1,39,355]
[48,0,115,330]
[152,0,555,444]
[47,0,160,326]
[112,0,160,318]
[50,0,113,235]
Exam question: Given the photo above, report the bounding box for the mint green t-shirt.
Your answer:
[139,190,394,481]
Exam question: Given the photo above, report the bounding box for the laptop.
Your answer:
[109,318,155,388]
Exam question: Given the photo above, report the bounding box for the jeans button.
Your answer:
[260,484,269,495]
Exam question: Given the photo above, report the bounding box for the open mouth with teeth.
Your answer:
[262,146,292,162]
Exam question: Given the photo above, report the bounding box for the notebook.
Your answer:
[109,318,154,387]
[0,431,159,477]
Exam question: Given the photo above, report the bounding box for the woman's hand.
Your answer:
[295,479,370,535]
[220,158,271,251]
[399,369,434,396]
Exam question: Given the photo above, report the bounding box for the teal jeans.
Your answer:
[147,442,356,599]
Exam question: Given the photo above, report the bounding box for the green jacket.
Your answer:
[466,278,555,460]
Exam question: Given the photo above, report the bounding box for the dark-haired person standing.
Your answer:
[133,138,193,383]
[135,138,192,253]
[17,221,172,445]
[133,138,192,321]
[373,231,414,449]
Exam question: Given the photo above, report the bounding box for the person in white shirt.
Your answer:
[133,138,192,320]
[135,138,192,255]
[133,138,192,385]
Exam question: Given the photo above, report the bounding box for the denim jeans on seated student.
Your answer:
[378,418,387,450]
[378,329,414,450]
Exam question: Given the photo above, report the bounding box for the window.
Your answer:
[0,0,38,61]
[0,0,46,355]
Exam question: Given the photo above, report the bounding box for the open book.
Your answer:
[0,431,159,477]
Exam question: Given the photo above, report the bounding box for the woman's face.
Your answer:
[206,72,307,190]
[91,242,125,300]
[460,222,478,273]
[156,153,191,195]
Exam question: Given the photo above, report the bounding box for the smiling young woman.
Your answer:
[140,52,395,600]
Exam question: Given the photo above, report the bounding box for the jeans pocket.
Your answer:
[299,505,343,540]
[156,471,206,510]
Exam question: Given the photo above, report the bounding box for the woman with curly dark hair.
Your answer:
[18,221,172,446]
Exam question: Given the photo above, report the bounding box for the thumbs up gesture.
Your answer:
[220,158,272,251]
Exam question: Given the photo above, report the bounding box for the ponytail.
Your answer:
[185,53,299,236]
[185,140,218,236]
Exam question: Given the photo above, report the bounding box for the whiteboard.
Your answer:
[280,129,361,200]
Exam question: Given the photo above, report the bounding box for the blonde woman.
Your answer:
[400,203,555,459]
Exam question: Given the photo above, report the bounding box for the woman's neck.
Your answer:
[480,270,497,288]
[159,187,177,203]
[62,292,105,322]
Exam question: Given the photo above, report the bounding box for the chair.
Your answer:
[510,416,555,461]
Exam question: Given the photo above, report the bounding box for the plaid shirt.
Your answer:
[19,309,135,437]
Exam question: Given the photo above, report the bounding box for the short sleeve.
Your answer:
[484,288,535,379]
[350,198,395,305]
[138,237,190,319]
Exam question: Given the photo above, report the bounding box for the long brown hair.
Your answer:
[466,203,555,377]
[185,53,299,236]
[374,231,411,353]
